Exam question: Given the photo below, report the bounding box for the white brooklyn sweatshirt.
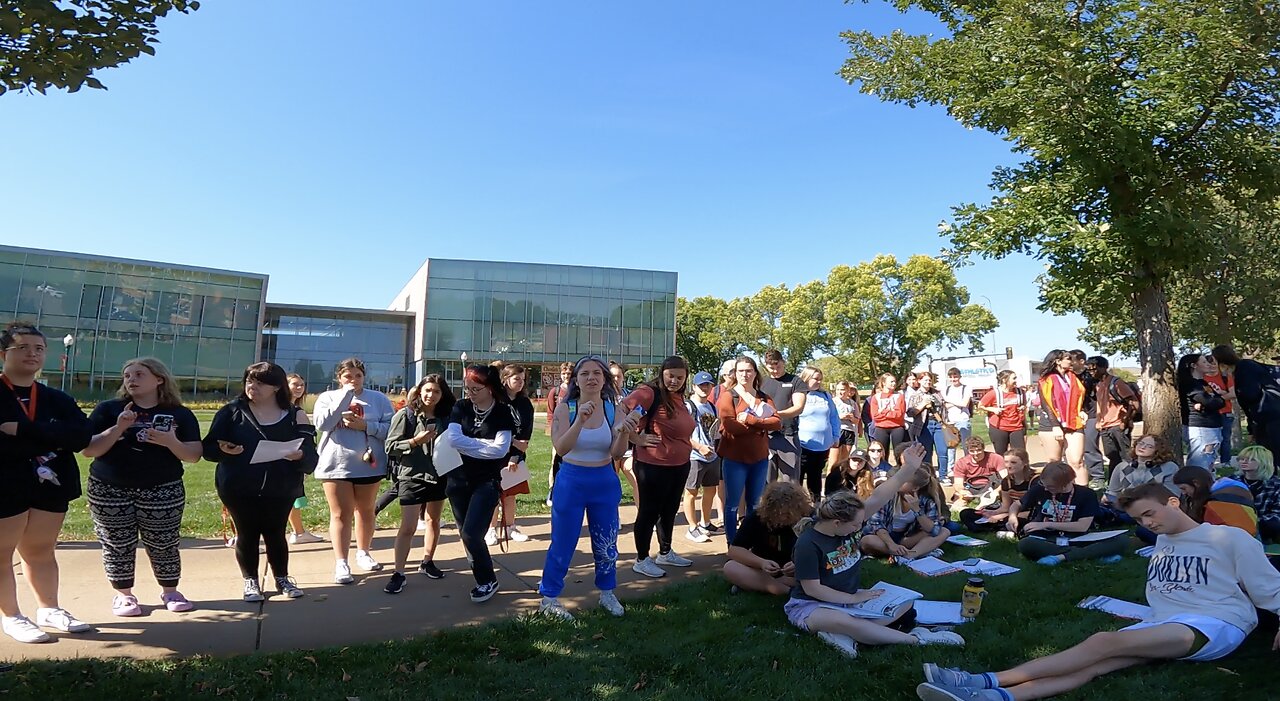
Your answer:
[1146,523,1280,633]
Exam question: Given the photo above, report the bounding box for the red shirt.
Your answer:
[869,391,906,429]
[979,388,1026,432]
[1203,373,1234,414]
[953,452,1005,483]
[622,385,695,466]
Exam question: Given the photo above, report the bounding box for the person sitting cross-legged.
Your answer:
[916,482,1280,701]
[1011,461,1127,566]
[860,461,952,561]
[722,481,812,596]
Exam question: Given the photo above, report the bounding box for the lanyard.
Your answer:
[0,374,37,422]
[1048,487,1074,523]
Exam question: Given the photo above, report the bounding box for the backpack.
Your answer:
[1107,376,1141,425]
[567,399,615,428]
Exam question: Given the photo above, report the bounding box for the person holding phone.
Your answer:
[205,362,318,601]
[82,358,202,616]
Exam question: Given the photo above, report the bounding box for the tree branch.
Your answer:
[1167,71,1236,150]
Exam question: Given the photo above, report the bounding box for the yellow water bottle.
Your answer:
[962,577,986,620]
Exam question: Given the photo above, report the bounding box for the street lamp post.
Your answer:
[61,334,74,391]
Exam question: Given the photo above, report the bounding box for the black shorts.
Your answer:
[838,429,858,447]
[0,465,79,518]
[325,475,384,486]
[398,478,447,506]
[686,458,722,490]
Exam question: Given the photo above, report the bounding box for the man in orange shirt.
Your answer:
[1089,357,1138,478]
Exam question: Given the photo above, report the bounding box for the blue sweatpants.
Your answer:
[539,462,622,598]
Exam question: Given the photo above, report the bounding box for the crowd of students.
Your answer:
[4,319,1280,700]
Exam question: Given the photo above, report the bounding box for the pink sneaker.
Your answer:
[160,591,194,613]
[112,594,142,617]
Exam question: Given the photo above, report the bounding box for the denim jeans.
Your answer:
[445,473,502,586]
[1220,414,1235,464]
[917,419,949,479]
[1186,426,1222,469]
[721,457,768,542]
[539,462,621,597]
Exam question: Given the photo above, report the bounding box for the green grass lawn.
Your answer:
[4,539,1271,700]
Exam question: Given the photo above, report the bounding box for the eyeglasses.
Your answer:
[4,344,46,354]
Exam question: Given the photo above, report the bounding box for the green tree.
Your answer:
[842,0,1280,449]
[736,282,830,366]
[823,254,997,381]
[675,295,747,375]
[1,1,200,95]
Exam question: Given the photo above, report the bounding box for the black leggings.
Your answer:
[220,492,293,579]
[633,461,691,560]
[799,448,827,502]
[988,427,1026,456]
[1016,534,1127,562]
[871,426,909,458]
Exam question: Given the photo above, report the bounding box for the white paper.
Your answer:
[947,534,989,547]
[904,556,961,577]
[432,432,463,475]
[1078,595,1151,621]
[974,517,992,524]
[959,559,1021,577]
[500,461,531,491]
[1069,529,1129,544]
[847,581,922,618]
[250,438,304,464]
[914,600,968,626]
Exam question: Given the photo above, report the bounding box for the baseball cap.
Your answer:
[848,449,868,463]
[692,371,715,386]
[719,359,736,378]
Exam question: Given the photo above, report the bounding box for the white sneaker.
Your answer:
[539,597,575,621]
[484,528,499,546]
[995,530,1016,541]
[416,519,427,532]
[911,627,966,646]
[35,607,90,633]
[355,550,383,572]
[598,590,624,617]
[334,560,354,584]
[2,615,50,643]
[817,631,858,658]
[509,525,529,542]
[632,557,666,578]
[685,526,710,543]
[655,550,693,567]
[289,531,323,545]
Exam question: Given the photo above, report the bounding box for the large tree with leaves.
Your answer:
[823,254,997,382]
[675,295,747,375]
[0,1,199,95]
[841,0,1280,448]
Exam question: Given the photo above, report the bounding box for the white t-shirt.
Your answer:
[943,384,972,424]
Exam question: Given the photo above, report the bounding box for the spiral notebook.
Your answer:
[1077,596,1151,621]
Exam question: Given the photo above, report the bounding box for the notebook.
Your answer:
[959,559,1020,577]
[946,534,989,547]
[1069,529,1129,544]
[1077,595,1152,621]
[913,601,968,626]
[904,556,961,577]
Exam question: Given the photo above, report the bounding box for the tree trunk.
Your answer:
[1132,279,1183,465]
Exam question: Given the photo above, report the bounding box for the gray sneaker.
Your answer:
[632,557,666,578]
[817,631,858,658]
[922,664,987,689]
[243,578,264,603]
[685,525,710,543]
[598,590,624,617]
[655,550,693,567]
[916,683,1006,701]
[539,597,574,621]
[911,627,965,646]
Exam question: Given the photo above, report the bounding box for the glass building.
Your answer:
[0,245,267,396]
[390,259,678,393]
[261,304,415,393]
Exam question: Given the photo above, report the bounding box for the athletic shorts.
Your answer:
[686,458,722,490]
[398,478,447,506]
[324,475,384,486]
[838,429,858,447]
[1120,614,1247,662]
[1,470,80,517]
[784,597,890,632]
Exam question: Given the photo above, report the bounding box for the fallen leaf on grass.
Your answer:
[488,646,501,657]
[415,661,429,673]
[255,670,271,679]
[303,655,317,668]
[653,604,667,611]
[591,633,605,640]
[1216,668,1240,676]
[341,669,352,682]
[633,672,649,691]
[772,660,779,671]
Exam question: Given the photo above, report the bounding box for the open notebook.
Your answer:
[1077,595,1152,620]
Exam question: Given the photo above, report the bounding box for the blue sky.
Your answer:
[0,1,1101,364]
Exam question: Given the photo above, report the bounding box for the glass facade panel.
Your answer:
[262,306,413,393]
[0,246,266,398]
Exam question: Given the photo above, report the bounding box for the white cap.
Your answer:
[719,358,736,379]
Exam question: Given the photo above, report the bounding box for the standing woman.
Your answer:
[977,370,1027,455]
[1037,349,1088,485]
[313,358,394,584]
[716,356,782,542]
[907,372,949,480]
[538,356,639,619]
[624,356,697,579]
[868,374,908,460]
[83,358,202,616]
[0,323,92,643]
[285,373,323,545]
[796,366,841,502]
[1179,353,1227,470]
[486,364,535,545]
[445,364,516,603]
[383,375,455,593]
[830,382,861,467]
[204,362,317,601]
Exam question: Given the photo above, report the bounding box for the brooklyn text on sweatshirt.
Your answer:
[1145,523,1280,634]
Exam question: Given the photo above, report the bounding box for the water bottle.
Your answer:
[961,577,987,620]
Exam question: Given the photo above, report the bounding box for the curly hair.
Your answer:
[755,481,813,530]
[796,489,865,534]
[1129,433,1176,465]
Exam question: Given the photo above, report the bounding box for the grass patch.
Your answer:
[3,540,1270,700]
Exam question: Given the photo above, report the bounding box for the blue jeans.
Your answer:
[722,457,768,542]
[918,420,949,479]
[538,462,622,598]
[1186,426,1222,469]
[1220,414,1235,464]
[946,420,971,474]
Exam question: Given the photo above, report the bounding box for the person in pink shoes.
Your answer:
[83,357,203,615]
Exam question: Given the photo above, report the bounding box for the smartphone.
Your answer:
[152,414,175,432]
[964,558,981,566]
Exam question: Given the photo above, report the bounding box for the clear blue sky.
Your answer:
[0,1,1106,364]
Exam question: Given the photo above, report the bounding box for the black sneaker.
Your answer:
[470,581,499,603]
[384,571,407,594]
[703,522,723,534]
[418,560,444,579]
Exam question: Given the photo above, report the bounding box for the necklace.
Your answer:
[471,401,494,429]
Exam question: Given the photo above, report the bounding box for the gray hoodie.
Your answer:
[313,387,394,480]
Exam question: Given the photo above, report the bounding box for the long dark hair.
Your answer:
[412,373,456,418]
[1175,353,1200,424]
[645,356,690,418]
[566,356,618,405]
[1039,349,1068,380]
[463,364,507,405]
[1172,465,1214,521]
[239,362,292,410]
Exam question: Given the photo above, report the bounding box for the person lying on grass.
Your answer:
[860,465,952,561]
[722,481,813,596]
[783,443,965,658]
[1010,461,1126,566]
[915,482,1280,701]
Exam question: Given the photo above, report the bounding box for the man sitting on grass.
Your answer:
[915,482,1280,701]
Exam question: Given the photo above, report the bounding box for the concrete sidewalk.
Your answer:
[0,505,725,662]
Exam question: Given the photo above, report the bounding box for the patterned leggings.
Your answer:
[87,478,186,589]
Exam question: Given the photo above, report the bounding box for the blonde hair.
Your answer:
[1238,445,1276,480]
[117,357,183,407]
[797,366,822,387]
[796,490,865,534]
